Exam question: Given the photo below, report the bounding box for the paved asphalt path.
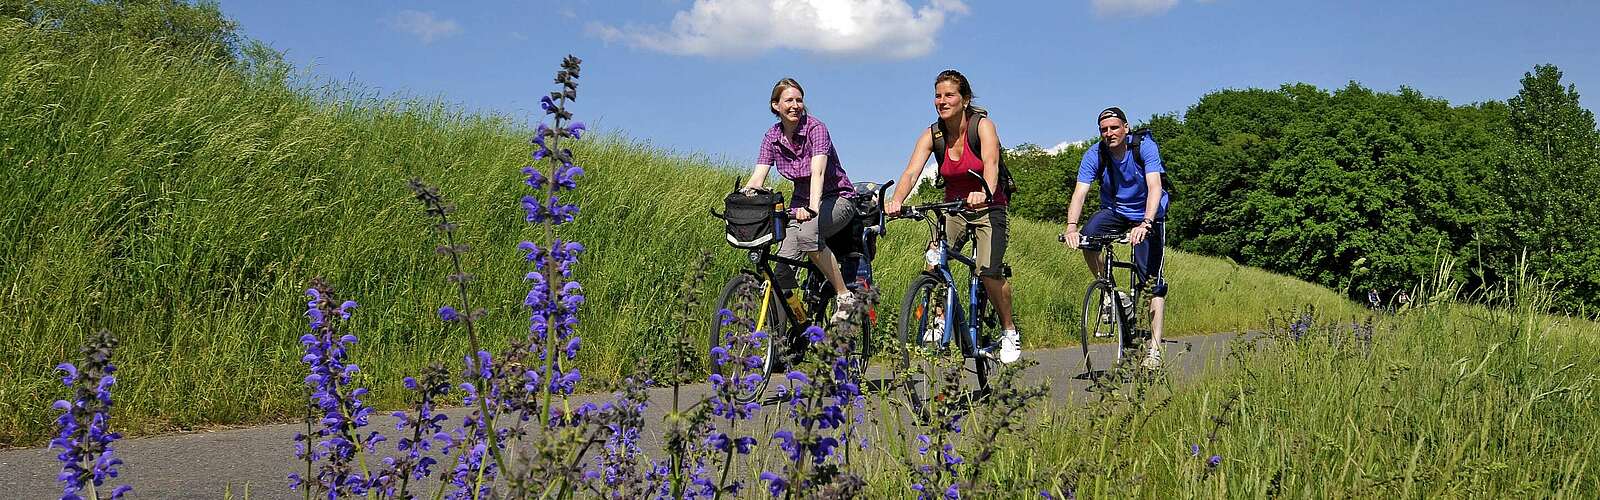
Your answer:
[1,333,1242,499]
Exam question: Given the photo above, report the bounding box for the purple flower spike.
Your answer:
[50,329,129,500]
[1207,454,1223,468]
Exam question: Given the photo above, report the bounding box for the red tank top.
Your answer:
[938,134,1008,206]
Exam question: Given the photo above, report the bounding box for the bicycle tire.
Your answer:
[1079,281,1124,378]
[897,273,960,419]
[710,272,782,404]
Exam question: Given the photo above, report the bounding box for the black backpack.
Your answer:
[929,111,1018,200]
[1095,127,1176,199]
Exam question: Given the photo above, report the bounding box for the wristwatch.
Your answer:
[1139,218,1154,228]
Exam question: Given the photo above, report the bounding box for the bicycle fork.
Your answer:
[967,274,987,358]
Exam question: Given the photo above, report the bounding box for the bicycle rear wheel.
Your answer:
[1079,282,1124,378]
[898,274,959,419]
[710,272,783,404]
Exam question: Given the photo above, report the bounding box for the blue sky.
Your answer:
[222,0,1600,183]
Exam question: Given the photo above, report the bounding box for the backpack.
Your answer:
[1095,127,1176,199]
[929,111,1018,200]
[720,188,785,248]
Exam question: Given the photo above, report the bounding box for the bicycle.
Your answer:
[892,194,1008,418]
[708,182,891,404]
[1061,231,1153,377]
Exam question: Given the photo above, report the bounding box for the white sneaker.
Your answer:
[1141,349,1162,369]
[998,329,1021,364]
[831,292,855,324]
[922,314,943,343]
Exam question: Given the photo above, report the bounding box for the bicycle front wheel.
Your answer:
[898,274,958,419]
[1079,282,1124,378]
[710,272,783,404]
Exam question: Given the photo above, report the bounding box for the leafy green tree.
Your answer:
[1490,64,1600,309]
[1004,142,1085,222]
[1157,82,1507,299]
[2,0,238,61]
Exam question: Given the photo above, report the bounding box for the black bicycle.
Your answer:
[1062,232,1150,377]
[893,195,1007,417]
[708,181,891,403]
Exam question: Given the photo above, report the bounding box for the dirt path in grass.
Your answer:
[0,333,1243,499]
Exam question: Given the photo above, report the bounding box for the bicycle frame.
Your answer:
[1083,235,1144,344]
[745,244,829,329]
[905,202,994,359]
[735,180,895,334]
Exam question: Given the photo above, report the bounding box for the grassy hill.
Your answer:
[0,21,1360,445]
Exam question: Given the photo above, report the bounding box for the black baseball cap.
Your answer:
[1097,107,1126,124]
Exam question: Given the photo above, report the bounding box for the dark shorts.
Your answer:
[1081,209,1168,297]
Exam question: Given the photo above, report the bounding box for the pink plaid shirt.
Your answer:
[756,115,854,206]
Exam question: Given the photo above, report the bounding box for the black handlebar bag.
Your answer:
[723,190,785,248]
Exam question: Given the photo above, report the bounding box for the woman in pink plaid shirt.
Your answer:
[743,78,858,323]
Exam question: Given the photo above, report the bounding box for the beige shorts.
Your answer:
[944,206,1009,278]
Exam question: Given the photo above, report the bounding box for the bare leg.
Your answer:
[981,276,1015,330]
[1082,249,1106,280]
[807,249,850,296]
[1149,296,1165,349]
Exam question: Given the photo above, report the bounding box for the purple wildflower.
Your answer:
[759,471,787,497]
[49,329,131,500]
[293,280,382,497]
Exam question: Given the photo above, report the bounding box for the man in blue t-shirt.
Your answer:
[1063,107,1171,369]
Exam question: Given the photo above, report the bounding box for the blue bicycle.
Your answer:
[891,198,1006,416]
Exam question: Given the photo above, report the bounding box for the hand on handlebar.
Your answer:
[792,206,817,222]
[963,191,988,208]
[884,200,903,217]
[1128,225,1148,246]
[1062,231,1082,248]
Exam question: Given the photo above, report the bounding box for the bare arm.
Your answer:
[1142,172,1162,222]
[1128,171,1162,245]
[745,164,771,189]
[1064,181,1093,247]
[976,117,1001,202]
[807,154,827,214]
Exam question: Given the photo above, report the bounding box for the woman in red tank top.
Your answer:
[883,70,1021,364]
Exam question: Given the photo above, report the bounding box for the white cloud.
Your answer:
[1044,139,1089,155]
[1091,0,1180,17]
[590,0,969,59]
[384,10,461,44]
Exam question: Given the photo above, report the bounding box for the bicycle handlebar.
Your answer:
[1058,232,1129,249]
[887,198,980,222]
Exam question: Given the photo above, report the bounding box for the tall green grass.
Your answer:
[855,275,1600,497]
[0,21,1357,446]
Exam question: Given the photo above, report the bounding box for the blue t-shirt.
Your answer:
[1077,137,1170,220]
